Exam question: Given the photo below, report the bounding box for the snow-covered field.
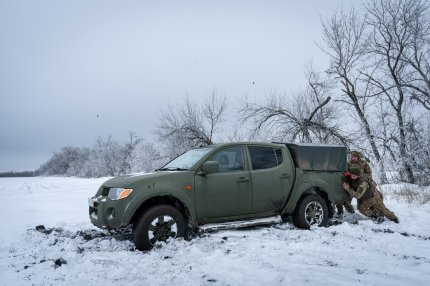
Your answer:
[1,177,429,286]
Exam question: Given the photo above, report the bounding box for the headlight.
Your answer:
[108,188,133,200]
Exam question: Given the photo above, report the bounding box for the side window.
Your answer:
[249,146,279,170]
[209,147,244,172]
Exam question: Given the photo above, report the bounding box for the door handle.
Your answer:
[236,177,250,183]
[280,173,291,179]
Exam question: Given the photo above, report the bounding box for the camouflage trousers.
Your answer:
[336,196,355,214]
[357,191,397,221]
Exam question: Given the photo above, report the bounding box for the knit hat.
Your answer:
[349,167,361,176]
[351,151,361,158]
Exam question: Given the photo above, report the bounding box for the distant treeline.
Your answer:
[0,171,38,177]
[0,133,165,178]
[34,133,165,178]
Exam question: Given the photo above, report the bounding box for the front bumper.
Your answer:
[88,195,130,229]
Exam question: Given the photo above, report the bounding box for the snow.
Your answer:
[1,177,429,285]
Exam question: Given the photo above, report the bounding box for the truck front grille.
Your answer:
[89,201,99,216]
[89,206,96,215]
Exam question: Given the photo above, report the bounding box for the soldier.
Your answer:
[336,151,372,216]
[349,151,372,179]
[342,167,399,224]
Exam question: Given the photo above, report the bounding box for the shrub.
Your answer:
[391,185,430,204]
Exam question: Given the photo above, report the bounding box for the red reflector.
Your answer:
[185,185,192,191]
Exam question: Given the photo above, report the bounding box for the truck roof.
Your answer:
[206,142,347,171]
[208,142,286,148]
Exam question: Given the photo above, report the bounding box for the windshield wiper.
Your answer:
[155,167,188,171]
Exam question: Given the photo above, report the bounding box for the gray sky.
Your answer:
[0,0,354,172]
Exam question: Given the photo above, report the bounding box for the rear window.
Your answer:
[249,146,282,170]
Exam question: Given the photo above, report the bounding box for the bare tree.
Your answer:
[155,90,227,159]
[321,7,401,183]
[360,0,430,182]
[399,0,430,110]
[82,132,144,177]
[118,132,143,174]
[38,146,84,176]
[240,66,347,145]
[322,9,387,174]
[320,8,389,177]
[321,0,430,183]
[404,116,430,185]
[131,141,164,173]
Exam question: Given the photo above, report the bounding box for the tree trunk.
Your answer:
[396,108,415,183]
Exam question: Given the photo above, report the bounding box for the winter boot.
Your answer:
[336,205,344,218]
[345,205,355,214]
[371,212,384,224]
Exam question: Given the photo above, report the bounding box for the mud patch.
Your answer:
[372,228,430,241]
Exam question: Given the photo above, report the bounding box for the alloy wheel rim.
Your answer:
[148,215,178,245]
[304,201,324,226]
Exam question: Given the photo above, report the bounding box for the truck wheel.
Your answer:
[292,194,328,229]
[133,205,186,251]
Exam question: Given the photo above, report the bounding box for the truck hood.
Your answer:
[102,171,187,188]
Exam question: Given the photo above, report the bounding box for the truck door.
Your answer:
[195,146,252,221]
[247,146,294,213]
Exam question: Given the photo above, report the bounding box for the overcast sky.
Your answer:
[0,0,355,172]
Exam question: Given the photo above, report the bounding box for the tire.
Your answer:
[133,204,186,251]
[292,194,329,229]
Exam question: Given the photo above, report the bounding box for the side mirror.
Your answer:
[201,161,219,174]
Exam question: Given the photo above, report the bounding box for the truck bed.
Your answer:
[276,142,347,171]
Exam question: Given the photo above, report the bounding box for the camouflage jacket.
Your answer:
[345,174,376,202]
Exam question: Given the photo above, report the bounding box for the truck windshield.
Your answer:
[158,147,214,171]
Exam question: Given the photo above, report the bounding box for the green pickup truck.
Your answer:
[89,142,349,250]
